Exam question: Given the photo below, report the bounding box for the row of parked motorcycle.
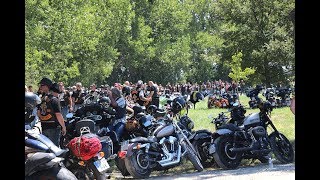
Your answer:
[207,85,294,109]
[25,91,295,179]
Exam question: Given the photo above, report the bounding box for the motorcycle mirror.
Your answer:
[66,113,73,119]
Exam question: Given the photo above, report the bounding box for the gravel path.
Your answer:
[110,162,295,180]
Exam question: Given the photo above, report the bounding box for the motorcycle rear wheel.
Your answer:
[114,156,130,176]
[124,149,151,179]
[269,132,294,163]
[213,135,242,169]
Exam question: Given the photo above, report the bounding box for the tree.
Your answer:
[228,51,255,87]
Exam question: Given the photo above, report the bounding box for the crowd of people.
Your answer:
[25,77,295,147]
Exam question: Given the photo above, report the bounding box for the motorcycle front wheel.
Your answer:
[269,132,294,163]
[185,142,204,171]
[124,149,151,179]
[192,140,215,168]
[213,135,242,169]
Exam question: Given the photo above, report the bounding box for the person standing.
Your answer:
[37,78,66,146]
[71,82,86,112]
[58,82,73,119]
[147,81,159,108]
[106,87,127,152]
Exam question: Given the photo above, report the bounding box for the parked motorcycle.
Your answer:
[275,87,292,107]
[25,92,77,180]
[263,88,277,108]
[118,97,204,178]
[60,113,112,180]
[212,101,294,169]
[246,85,263,109]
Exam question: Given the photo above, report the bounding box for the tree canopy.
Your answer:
[26,0,295,88]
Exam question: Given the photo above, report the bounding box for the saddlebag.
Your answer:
[67,133,102,160]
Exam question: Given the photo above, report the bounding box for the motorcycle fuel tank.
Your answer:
[153,124,175,138]
[243,112,260,126]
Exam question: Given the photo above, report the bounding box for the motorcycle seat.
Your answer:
[154,111,166,118]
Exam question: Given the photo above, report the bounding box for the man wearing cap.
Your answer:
[37,78,67,146]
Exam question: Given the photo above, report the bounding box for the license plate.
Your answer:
[93,158,110,173]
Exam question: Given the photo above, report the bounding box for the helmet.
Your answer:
[147,105,158,115]
[133,106,144,116]
[25,92,41,109]
[99,96,110,107]
[25,92,41,123]
[171,97,186,115]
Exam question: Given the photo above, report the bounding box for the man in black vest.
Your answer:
[37,78,66,146]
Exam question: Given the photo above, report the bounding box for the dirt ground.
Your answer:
[110,162,295,180]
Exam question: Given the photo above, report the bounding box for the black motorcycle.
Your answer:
[118,97,204,179]
[211,101,294,169]
[25,125,77,180]
[246,85,263,109]
[60,113,113,180]
[275,87,292,107]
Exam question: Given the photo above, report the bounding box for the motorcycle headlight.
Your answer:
[187,121,194,130]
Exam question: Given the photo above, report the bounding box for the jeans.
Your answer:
[107,122,125,153]
[74,104,82,112]
[61,106,69,120]
[42,127,61,147]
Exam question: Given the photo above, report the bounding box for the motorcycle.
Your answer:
[275,87,292,107]
[25,92,77,180]
[263,88,277,108]
[211,101,294,169]
[25,125,77,180]
[246,85,263,109]
[61,113,112,180]
[118,97,204,179]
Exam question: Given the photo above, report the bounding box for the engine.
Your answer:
[158,136,181,167]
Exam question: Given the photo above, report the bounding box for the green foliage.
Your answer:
[228,51,255,82]
[25,0,294,87]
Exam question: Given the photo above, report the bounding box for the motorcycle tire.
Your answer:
[185,142,204,172]
[26,165,77,180]
[269,132,294,163]
[114,156,130,176]
[213,135,242,169]
[192,140,215,168]
[257,155,269,163]
[124,149,151,179]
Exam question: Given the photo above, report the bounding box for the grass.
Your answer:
[110,94,295,179]
[188,94,295,143]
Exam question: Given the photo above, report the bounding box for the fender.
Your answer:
[215,128,233,135]
[126,142,139,157]
[192,130,212,141]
